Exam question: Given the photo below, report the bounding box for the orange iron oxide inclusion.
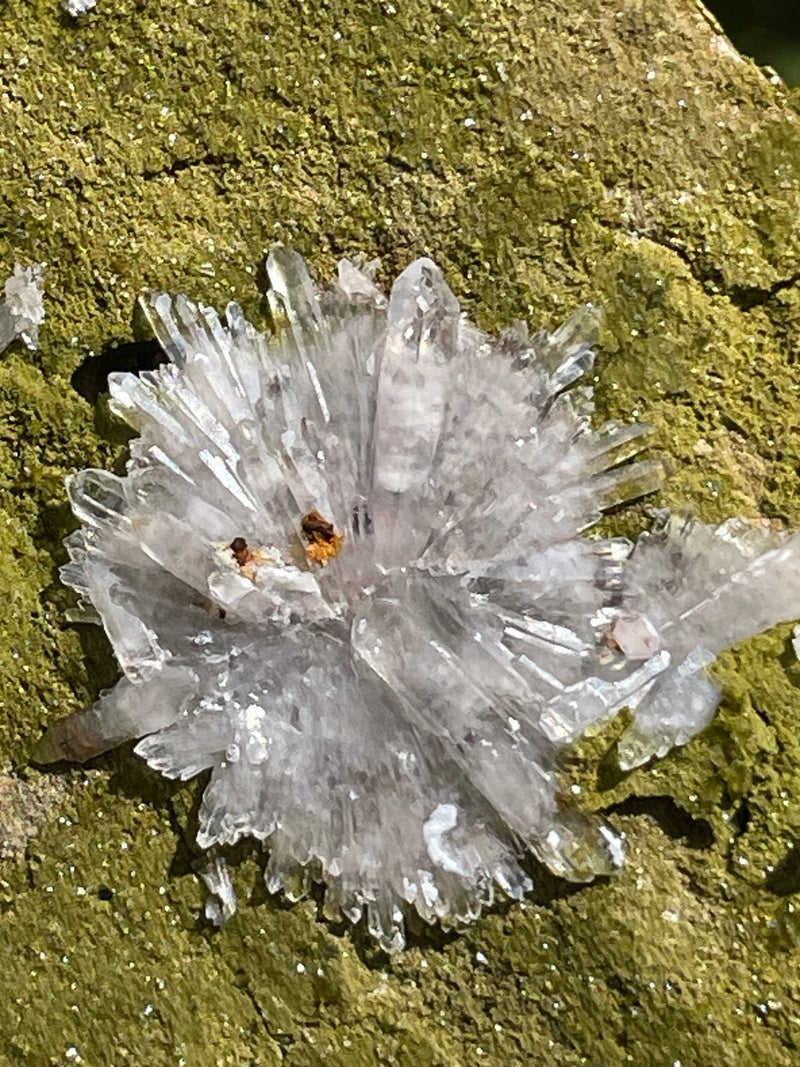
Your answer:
[301,509,344,566]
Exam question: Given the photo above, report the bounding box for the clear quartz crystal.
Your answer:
[0,264,45,353]
[62,0,96,15]
[35,251,800,951]
[201,853,238,926]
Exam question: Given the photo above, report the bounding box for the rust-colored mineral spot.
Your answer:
[301,509,344,566]
[228,536,254,568]
[227,536,274,582]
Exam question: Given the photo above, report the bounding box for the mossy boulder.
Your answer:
[2,0,800,1062]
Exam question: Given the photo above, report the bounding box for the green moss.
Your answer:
[0,351,116,757]
[4,0,800,1060]
[0,771,283,1066]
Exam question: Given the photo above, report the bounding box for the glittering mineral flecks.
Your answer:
[35,250,800,951]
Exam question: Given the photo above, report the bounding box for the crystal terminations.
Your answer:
[35,252,800,951]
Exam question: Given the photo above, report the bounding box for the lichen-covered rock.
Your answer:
[4,0,800,1061]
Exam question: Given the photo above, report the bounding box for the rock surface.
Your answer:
[3,0,800,1062]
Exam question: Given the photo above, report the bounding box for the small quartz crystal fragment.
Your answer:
[34,251,800,951]
[62,0,97,16]
[201,853,238,926]
[0,264,45,353]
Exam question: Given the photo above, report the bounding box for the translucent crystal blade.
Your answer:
[372,258,459,493]
[34,667,194,763]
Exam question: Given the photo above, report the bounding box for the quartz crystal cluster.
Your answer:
[35,251,800,951]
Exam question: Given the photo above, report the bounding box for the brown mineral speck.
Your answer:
[301,509,344,566]
[228,536,253,568]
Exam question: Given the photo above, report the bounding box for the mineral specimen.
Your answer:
[0,263,45,353]
[35,251,800,950]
